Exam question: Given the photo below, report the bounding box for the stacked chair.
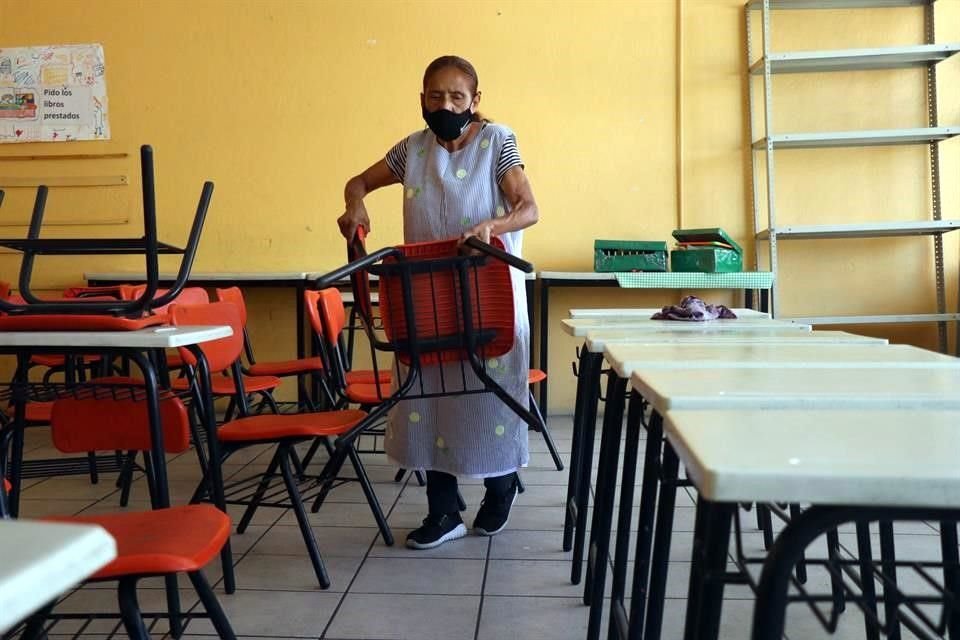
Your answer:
[0,146,237,639]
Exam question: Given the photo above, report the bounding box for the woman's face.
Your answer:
[421,66,480,114]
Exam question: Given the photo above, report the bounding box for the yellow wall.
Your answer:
[0,0,958,412]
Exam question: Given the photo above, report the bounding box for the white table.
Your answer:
[0,325,232,349]
[0,519,116,633]
[569,307,770,319]
[630,367,960,411]
[665,408,960,640]
[561,317,808,337]
[603,342,957,377]
[585,328,885,351]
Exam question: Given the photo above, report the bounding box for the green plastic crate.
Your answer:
[593,239,668,273]
[670,227,743,273]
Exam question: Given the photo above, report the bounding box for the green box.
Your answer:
[670,228,743,273]
[593,239,668,273]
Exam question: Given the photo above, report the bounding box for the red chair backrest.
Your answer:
[169,301,244,372]
[215,287,247,326]
[378,238,515,365]
[51,395,191,454]
[127,285,209,316]
[305,289,345,346]
[0,281,10,301]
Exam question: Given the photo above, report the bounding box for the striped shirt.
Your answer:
[386,123,524,184]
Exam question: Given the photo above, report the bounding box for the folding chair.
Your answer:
[172,301,393,588]
[312,234,542,505]
[215,286,326,411]
[0,378,236,640]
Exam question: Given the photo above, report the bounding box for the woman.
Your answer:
[337,55,539,549]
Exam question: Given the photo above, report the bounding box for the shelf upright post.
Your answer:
[761,0,780,317]
[923,2,949,353]
[747,4,763,286]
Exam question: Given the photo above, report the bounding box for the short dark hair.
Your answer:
[422,55,488,122]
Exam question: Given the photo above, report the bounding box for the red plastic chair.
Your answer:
[2,393,235,639]
[215,287,326,410]
[170,302,393,588]
[168,292,282,418]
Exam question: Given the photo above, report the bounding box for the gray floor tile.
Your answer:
[326,593,479,640]
[484,560,587,597]
[351,557,485,595]
[233,553,363,592]
[476,596,592,640]
[187,589,340,637]
[248,524,379,557]
[489,529,570,560]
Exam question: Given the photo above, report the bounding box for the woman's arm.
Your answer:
[462,165,539,243]
[338,159,400,240]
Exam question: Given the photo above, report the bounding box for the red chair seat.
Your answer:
[46,504,230,578]
[345,381,391,405]
[0,314,166,332]
[345,370,391,385]
[167,353,185,369]
[30,354,102,368]
[218,410,367,442]
[172,374,280,395]
[528,368,547,385]
[248,357,323,377]
[5,401,54,423]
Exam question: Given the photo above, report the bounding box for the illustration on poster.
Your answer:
[0,43,110,143]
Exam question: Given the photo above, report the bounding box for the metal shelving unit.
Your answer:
[746,0,960,352]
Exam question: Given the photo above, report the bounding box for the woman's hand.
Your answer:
[461,220,495,246]
[338,200,370,241]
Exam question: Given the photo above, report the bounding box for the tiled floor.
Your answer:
[11,415,950,639]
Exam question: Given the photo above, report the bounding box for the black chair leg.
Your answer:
[237,448,283,534]
[117,576,151,640]
[279,445,330,588]
[188,571,237,640]
[347,445,394,545]
[86,451,99,484]
[529,389,563,471]
[21,602,54,640]
[414,470,426,486]
[394,468,407,482]
[117,451,137,507]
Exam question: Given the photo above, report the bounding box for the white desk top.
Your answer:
[586,329,885,352]
[561,317,809,338]
[540,271,617,281]
[665,409,960,507]
[0,325,232,349]
[603,343,957,378]
[0,519,116,633]
[568,307,770,319]
[85,271,311,282]
[631,367,960,412]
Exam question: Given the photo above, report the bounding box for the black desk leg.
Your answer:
[585,373,628,640]
[538,280,549,413]
[939,520,960,638]
[855,522,882,640]
[626,407,665,640]
[526,278,535,371]
[644,433,680,640]
[8,354,29,517]
[683,497,734,640]
[878,520,901,640]
[570,351,603,583]
[607,389,643,640]
[564,344,594,552]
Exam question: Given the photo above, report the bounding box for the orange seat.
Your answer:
[346,369,391,385]
[345,381,391,405]
[218,409,367,442]
[248,356,324,377]
[46,504,230,578]
[5,401,53,423]
[172,374,281,395]
[528,368,547,385]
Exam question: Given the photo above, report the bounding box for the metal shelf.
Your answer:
[785,313,960,325]
[753,127,960,149]
[748,0,931,9]
[750,43,960,74]
[756,220,960,240]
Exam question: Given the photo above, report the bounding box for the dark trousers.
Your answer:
[426,470,517,515]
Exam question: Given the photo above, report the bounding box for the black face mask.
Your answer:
[422,105,473,142]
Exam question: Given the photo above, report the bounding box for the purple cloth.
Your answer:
[651,296,738,321]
